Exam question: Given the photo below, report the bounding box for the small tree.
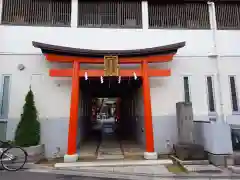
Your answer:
[15,89,40,147]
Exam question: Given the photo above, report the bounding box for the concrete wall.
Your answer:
[0,1,240,156]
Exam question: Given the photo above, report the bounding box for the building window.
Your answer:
[215,3,240,30]
[183,76,191,103]
[78,1,142,28]
[0,76,10,119]
[229,76,239,112]
[206,76,216,112]
[231,128,240,151]
[1,0,71,26]
[148,3,210,29]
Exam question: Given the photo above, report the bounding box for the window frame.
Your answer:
[183,75,192,103]
[0,75,11,120]
[205,75,217,114]
[228,75,240,114]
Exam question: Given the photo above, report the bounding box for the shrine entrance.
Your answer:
[79,76,143,160]
[32,41,185,162]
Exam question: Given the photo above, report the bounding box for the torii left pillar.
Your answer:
[142,60,158,160]
[64,61,80,162]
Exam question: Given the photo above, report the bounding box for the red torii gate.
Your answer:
[33,41,185,161]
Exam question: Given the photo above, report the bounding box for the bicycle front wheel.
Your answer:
[1,146,27,171]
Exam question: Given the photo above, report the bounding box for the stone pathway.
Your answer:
[97,140,124,160]
[120,140,144,158]
[79,141,99,159]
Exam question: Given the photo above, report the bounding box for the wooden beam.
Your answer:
[142,60,154,152]
[67,61,79,155]
[79,69,104,77]
[148,69,171,76]
[120,54,174,63]
[49,69,170,77]
[79,69,143,77]
[45,54,174,64]
[50,69,72,77]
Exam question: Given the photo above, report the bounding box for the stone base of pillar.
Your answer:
[144,152,158,160]
[64,154,78,162]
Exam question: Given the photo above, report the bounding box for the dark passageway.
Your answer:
[77,76,145,159]
[80,76,142,140]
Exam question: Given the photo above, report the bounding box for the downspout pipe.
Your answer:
[208,1,225,122]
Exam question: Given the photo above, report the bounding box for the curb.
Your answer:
[23,163,54,170]
[54,159,173,168]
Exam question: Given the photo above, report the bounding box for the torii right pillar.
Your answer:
[142,60,158,160]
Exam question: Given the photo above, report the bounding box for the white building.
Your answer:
[0,0,238,162]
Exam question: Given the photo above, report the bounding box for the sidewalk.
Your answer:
[23,161,240,179]
[25,167,240,180]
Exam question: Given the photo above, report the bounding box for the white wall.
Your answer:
[0,28,215,119]
[1,1,240,155]
[0,55,72,119]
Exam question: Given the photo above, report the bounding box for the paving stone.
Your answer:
[77,166,115,172]
[121,141,144,157]
[97,139,124,160]
[112,165,170,175]
[78,141,98,159]
[184,164,222,173]
[97,155,124,160]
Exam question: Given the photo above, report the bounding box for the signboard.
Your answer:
[104,56,119,76]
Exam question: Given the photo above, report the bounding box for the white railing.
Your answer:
[1,0,71,26]
[0,0,240,30]
[148,2,210,29]
[215,2,240,30]
[78,1,142,28]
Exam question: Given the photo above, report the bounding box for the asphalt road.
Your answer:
[0,171,122,180]
[0,170,238,180]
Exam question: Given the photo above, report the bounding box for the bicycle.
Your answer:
[0,140,28,171]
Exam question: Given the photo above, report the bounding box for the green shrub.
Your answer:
[14,89,40,147]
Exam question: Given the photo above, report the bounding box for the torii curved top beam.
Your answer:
[33,41,185,57]
[32,41,185,63]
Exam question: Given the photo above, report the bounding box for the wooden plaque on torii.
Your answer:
[104,55,119,76]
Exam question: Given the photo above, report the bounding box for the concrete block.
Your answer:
[208,153,232,166]
[64,154,78,163]
[144,152,158,160]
